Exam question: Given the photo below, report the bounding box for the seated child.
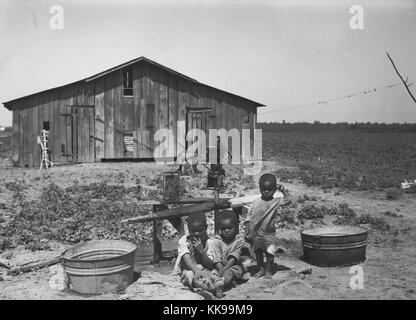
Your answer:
[245,173,290,279]
[211,210,247,298]
[173,212,215,289]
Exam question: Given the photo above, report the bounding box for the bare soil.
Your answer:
[1,161,415,300]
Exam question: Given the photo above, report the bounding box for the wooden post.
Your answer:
[152,204,166,263]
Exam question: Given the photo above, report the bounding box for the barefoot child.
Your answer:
[245,173,290,279]
[211,210,247,297]
[173,212,215,289]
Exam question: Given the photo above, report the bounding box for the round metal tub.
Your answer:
[62,240,137,294]
[301,226,368,267]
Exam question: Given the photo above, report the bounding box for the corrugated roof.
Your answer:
[3,56,265,109]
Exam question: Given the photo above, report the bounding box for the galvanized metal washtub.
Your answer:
[62,240,137,294]
[301,226,368,267]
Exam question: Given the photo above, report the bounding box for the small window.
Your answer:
[43,121,50,131]
[123,68,133,96]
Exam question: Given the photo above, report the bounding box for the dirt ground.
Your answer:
[1,161,415,300]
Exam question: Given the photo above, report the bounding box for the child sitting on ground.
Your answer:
[173,212,215,289]
[245,173,290,279]
[211,210,248,298]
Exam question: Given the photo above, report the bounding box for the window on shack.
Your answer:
[123,68,133,96]
[43,121,50,131]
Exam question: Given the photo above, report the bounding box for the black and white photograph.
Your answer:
[0,0,415,305]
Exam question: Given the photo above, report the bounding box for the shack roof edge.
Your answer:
[3,56,265,109]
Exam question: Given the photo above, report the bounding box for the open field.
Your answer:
[263,131,416,192]
[0,131,416,299]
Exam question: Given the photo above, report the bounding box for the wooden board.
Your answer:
[132,63,141,158]
[52,89,61,163]
[19,108,24,167]
[168,75,178,157]
[58,88,67,164]
[158,70,168,131]
[95,78,105,161]
[205,88,215,132]
[138,98,147,157]
[22,107,29,167]
[134,197,231,206]
[141,63,153,158]
[32,104,39,168]
[82,88,89,162]
[86,83,95,163]
[12,109,19,163]
[177,80,188,123]
[219,93,227,131]
[81,105,87,163]
[142,62,151,102]
[122,199,231,224]
[72,85,82,163]
[113,70,123,158]
[177,80,189,160]
[123,96,134,131]
[146,102,156,155]
[65,86,73,163]
[37,94,44,137]
[43,92,50,123]
[148,64,157,157]
[104,75,115,158]
[27,106,33,167]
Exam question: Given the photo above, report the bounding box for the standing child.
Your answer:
[174,212,215,289]
[245,173,290,279]
[211,210,247,298]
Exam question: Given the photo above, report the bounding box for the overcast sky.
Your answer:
[0,0,415,126]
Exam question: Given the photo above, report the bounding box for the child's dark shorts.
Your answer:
[253,233,277,255]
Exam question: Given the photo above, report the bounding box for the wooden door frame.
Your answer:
[66,104,95,163]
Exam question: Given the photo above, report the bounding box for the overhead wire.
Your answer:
[259,82,413,115]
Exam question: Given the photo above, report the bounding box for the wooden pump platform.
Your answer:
[122,197,233,263]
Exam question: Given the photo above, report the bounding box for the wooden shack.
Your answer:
[3,57,264,167]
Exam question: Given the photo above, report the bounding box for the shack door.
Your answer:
[60,106,77,163]
[76,106,95,163]
[186,110,209,162]
[60,105,95,163]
